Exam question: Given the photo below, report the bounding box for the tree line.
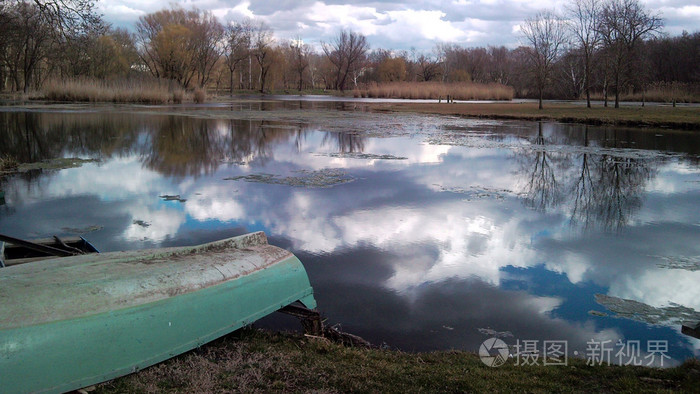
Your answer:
[1,0,697,104]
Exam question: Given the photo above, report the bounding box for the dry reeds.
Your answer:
[593,82,700,104]
[42,78,173,104]
[354,81,514,101]
[0,155,19,172]
[628,82,699,103]
[193,87,206,103]
[171,88,184,104]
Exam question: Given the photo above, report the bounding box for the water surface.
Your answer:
[1,102,699,365]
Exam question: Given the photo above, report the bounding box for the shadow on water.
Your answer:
[518,123,654,231]
[0,111,367,178]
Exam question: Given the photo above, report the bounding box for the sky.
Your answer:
[101,0,698,53]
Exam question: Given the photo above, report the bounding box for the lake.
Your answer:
[1,100,699,366]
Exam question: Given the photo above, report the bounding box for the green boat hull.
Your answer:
[0,232,316,393]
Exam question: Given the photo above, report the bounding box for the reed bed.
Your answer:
[354,81,514,101]
[193,87,206,103]
[41,79,184,104]
[593,83,700,104]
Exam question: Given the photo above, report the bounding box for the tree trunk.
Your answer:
[603,77,608,108]
[584,50,591,108]
[230,69,234,96]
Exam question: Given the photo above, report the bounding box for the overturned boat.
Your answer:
[0,232,317,393]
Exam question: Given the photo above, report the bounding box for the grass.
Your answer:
[367,101,700,130]
[354,81,515,101]
[95,328,699,393]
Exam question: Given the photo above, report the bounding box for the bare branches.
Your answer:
[223,20,252,93]
[134,7,224,88]
[322,30,369,91]
[30,0,101,35]
[251,21,275,93]
[597,0,663,107]
[521,11,567,109]
[566,0,602,107]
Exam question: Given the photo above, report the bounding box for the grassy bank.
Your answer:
[354,82,514,101]
[367,101,700,130]
[95,328,698,393]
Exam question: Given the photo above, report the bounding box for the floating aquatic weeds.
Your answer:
[132,220,151,228]
[436,185,518,201]
[316,152,408,160]
[595,294,700,326]
[478,328,514,338]
[224,168,355,188]
[14,158,99,172]
[159,194,187,203]
[654,255,700,271]
[588,310,608,317]
[60,225,103,234]
[427,132,680,163]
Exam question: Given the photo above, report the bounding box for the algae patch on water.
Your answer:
[595,294,700,326]
[16,158,99,172]
[654,255,700,271]
[436,185,519,201]
[316,152,408,160]
[225,168,355,188]
[61,225,103,234]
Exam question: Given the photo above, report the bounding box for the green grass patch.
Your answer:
[95,328,700,393]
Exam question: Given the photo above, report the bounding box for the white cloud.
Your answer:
[99,0,699,50]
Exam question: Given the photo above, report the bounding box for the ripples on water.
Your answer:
[1,102,699,365]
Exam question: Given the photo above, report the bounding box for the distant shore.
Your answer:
[2,93,699,131]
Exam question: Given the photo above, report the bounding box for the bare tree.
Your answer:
[223,20,251,94]
[521,11,568,109]
[598,0,663,108]
[322,30,369,91]
[251,21,274,93]
[0,2,53,92]
[416,53,441,82]
[487,46,512,85]
[135,6,224,88]
[190,10,224,88]
[289,38,311,91]
[566,0,602,108]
